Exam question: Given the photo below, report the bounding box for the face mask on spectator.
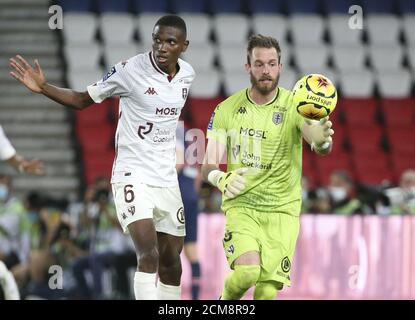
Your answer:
[27,211,39,223]
[329,186,347,202]
[0,184,9,201]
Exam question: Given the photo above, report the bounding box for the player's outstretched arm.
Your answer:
[202,139,247,199]
[301,117,334,155]
[201,138,227,182]
[9,55,93,110]
[6,154,44,175]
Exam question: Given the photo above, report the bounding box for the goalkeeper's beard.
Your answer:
[250,73,279,96]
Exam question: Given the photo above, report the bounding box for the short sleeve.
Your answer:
[206,104,228,145]
[0,125,16,160]
[87,61,132,103]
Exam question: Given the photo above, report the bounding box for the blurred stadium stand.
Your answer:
[1,0,415,198]
[0,0,80,199]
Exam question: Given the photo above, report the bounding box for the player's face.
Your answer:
[152,25,189,73]
[246,47,282,95]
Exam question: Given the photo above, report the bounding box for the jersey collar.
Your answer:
[246,88,280,106]
[149,51,181,82]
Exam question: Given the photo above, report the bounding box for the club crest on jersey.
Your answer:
[182,88,188,99]
[272,112,284,125]
[103,66,116,81]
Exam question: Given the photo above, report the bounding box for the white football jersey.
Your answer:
[0,125,16,161]
[87,52,195,187]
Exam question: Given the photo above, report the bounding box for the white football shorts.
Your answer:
[112,182,186,236]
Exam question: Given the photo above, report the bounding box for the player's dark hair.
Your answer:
[247,34,281,64]
[154,15,187,38]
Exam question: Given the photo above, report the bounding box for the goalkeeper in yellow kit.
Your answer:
[201,35,334,300]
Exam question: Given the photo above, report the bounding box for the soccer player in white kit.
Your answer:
[9,15,194,300]
[0,125,44,175]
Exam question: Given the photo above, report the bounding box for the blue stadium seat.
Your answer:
[96,0,131,13]
[360,0,396,14]
[285,0,320,14]
[397,0,415,14]
[57,0,92,12]
[247,0,284,14]
[209,0,244,14]
[172,0,207,13]
[132,0,169,13]
[321,0,360,14]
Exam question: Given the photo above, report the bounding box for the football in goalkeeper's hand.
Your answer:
[292,74,338,120]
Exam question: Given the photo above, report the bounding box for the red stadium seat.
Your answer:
[331,124,347,155]
[83,150,115,185]
[315,152,353,186]
[347,125,384,155]
[381,98,415,128]
[76,124,115,151]
[391,154,415,180]
[386,127,415,155]
[74,100,113,126]
[187,97,225,132]
[302,148,318,187]
[352,153,394,185]
[340,98,379,127]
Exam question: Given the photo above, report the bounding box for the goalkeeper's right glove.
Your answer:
[207,168,248,199]
[305,117,334,153]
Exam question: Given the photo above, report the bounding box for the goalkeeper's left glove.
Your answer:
[305,117,334,153]
[207,168,248,199]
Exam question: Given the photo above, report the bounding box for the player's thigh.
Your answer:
[112,182,154,234]
[223,207,261,269]
[260,213,300,286]
[128,218,158,254]
[153,185,186,237]
[157,232,184,266]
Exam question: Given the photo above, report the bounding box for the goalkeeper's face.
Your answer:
[247,47,281,96]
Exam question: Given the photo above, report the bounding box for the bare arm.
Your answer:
[9,55,93,110]
[6,154,44,175]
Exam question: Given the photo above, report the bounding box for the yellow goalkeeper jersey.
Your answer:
[206,87,305,216]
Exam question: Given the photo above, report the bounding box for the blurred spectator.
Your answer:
[67,176,126,299]
[308,188,333,214]
[0,175,29,270]
[384,169,415,215]
[0,125,44,175]
[0,260,19,299]
[11,193,71,299]
[328,171,364,215]
[199,183,222,213]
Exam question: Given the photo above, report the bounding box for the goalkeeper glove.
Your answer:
[305,117,334,153]
[207,168,248,199]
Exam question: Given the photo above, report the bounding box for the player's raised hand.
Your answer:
[20,159,45,175]
[304,116,334,151]
[9,55,46,93]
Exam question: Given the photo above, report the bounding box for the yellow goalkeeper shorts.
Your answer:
[223,207,300,288]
